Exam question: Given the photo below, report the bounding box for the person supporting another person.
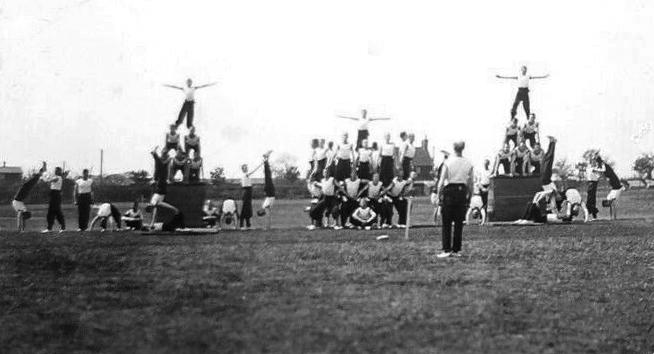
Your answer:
[148,146,172,229]
[493,144,513,176]
[336,109,391,149]
[350,199,377,229]
[379,133,396,186]
[169,150,188,182]
[74,169,94,231]
[522,113,540,148]
[504,118,520,148]
[41,166,69,234]
[355,139,373,181]
[123,200,143,230]
[436,141,474,258]
[187,152,203,183]
[529,142,545,175]
[184,126,201,156]
[163,124,181,156]
[335,133,354,182]
[13,162,47,232]
[512,140,531,176]
[496,65,549,120]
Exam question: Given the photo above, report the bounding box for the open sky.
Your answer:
[1,0,653,177]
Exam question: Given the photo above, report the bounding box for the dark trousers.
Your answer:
[514,157,525,175]
[313,159,327,182]
[323,195,340,220]
[125,218,143,229]
[402,157,413,180]
[523,132,536,148]
[498,158,510,175]
[522,202,547,223]
[480,189,489,210]
[188,168,200,182]
[531,161,541,175]
[586,181,599,217]
[335,159,351,182]
[541,140,556,186]
[505,134,518,148]
[379,199,394,225]
[240,187,253,227]
[176,100,195,128]
[440,184,468,253]
[351,217,375,227]
[392,197,408,225]
[100,204,122,229]
[77,193,92,230]
[309,199,326,226]
[47,190,65,230]
[340,198,358,225]
[356,129,369,149]
[511,88,530,119]
[380,156,394,186]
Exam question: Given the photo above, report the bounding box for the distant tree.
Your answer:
[554,158,575,181]
[272,153,301,183]
[126,170,151,184]
[582,148,600,162]
[575,161,588,180]
[632,153,654,179]
[209,166,226,185]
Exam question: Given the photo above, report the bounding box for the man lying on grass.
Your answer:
[514,187,589,225]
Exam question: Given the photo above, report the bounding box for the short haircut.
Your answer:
[453,141,465,153]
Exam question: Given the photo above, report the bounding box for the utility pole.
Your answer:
[100,149,104,184]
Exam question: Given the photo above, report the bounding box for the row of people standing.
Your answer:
[307,131,418,187]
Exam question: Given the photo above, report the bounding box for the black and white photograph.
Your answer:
[1,0,653,352]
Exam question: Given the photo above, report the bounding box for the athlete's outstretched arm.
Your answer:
[336,115,359,121]
[496,74,518,79]
[194,82,218,89]
[530,74,550,79]
[369,117,391,121]
[163,84,183,90]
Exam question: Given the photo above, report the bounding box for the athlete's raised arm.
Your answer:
[369,117,391,121]
[530,74,550,79]
[163,84,183,90]
[336,115,360,121]
[194,82,218,89]
[495,74,518,79]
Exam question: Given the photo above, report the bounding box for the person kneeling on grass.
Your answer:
[558,188,589,223]
[123,200,143,230]
[350,199,377,230]
[90,203,123,232]
[203,199,220,228]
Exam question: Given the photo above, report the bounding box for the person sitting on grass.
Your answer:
[557,188,589,223]
[350,199,377,230]
[319,169,342,230]
[123,200,143,230]
[219,199,240,230]
[12,161,46,232]
[465,183,487,225]
[203,199,220,228]
[89,203,123,232]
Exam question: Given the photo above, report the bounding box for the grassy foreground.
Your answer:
[0,190,653,353]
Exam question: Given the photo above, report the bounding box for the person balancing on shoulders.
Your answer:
[496,65,549,120]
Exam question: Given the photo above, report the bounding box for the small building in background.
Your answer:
[0,162,23,184]
[412,137,434,181]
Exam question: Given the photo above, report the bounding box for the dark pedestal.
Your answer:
[488,175,542,221]
[156,183,208,228]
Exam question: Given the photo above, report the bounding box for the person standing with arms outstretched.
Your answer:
[74,169,94,231]
[496,66,549,119]
[41,166,69,233]
[164,78,217,128]
[336,109,391,149]
[436,141,474,259]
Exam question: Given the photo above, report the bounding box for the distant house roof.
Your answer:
[0,166,22,174]
[413,147,433,166]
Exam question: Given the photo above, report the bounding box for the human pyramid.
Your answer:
[303,109,420,230]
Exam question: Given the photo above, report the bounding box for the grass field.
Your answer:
[1,190,653,353]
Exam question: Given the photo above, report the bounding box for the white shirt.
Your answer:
[97,203,112,217]
[479,168,491,186]
[404,142,416,159]
[321,177,336,196]
[381,143,395,156]
[222,199,236,214]
[359,117,370,130]
[336,143,353,159]
[470,195,484,209]
[308,182,322,198]
[241,173,252,187]
[388,178,408,197]
[183,86,196,101]
[565,189,582,204]
[586,165,604,182]
[43,174,63,191]
[353,206,376,220]
[367,181,383,199]
[358,149,372,163]
[506,125,519,135]
[124,209,142,218]
[440,156,474,185]
[315,147,327,161]
[76,178,93,194]
[517,74,529,88]
[345,179,360,198]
